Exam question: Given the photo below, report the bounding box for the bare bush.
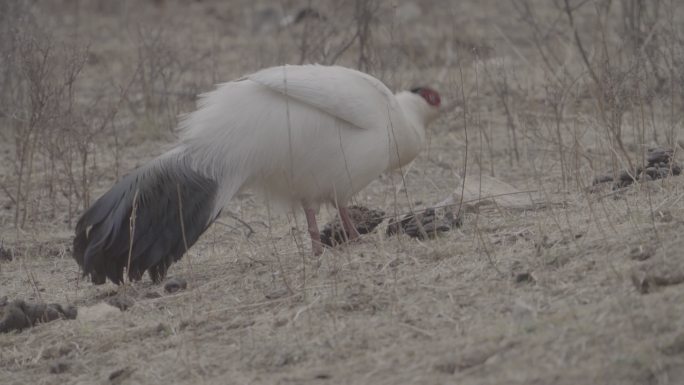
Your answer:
[511,0,684,185]
[125,22,215,139]
[0,4,122,227]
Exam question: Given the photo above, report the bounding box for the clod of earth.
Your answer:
[387,206,462,239]
[0,299,77,333]
[163,277,188,293]
[320,205,385,247]
[591,147,682,190]
[647,148,675,164]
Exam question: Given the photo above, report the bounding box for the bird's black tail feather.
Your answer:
[73,153,218,284]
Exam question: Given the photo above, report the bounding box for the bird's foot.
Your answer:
[312,239,324,256]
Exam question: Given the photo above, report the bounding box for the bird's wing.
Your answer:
[246,64,401,131]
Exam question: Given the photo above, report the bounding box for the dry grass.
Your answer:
[2,0,684,384]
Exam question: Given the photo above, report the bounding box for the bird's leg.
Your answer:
[303,207,323,256]
[338,206,361,241]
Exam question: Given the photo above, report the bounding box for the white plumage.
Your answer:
[73,64,442,284]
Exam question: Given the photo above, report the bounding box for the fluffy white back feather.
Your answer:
[179,64,438,211]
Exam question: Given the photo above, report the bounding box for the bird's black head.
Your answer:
[411,87,441,107]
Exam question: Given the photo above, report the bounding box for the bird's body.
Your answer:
[74,64,441,284]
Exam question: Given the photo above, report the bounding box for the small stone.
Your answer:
[164,277,188,294]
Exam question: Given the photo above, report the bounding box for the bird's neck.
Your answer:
[390,91,432,169]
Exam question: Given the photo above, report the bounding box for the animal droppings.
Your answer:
[591,147,681,190]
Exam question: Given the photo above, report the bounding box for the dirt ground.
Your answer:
[1,0,684,384]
